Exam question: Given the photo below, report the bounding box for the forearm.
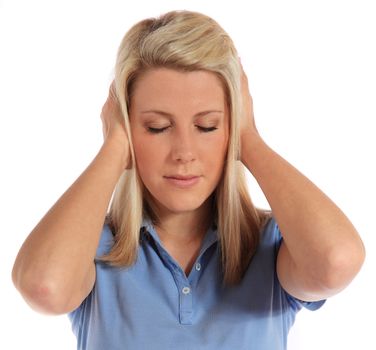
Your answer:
[242,131,365,286]
[12,137,127,307]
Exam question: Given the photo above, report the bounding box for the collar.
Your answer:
[140,216,218,254]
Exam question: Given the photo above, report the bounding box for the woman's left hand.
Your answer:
[239,61,260,162]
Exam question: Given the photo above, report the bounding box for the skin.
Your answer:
[12,62,365,316]
[128,68,229,271]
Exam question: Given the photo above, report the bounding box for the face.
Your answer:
[129,68,229,217]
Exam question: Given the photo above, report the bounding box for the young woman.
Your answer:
[12,10,365,349]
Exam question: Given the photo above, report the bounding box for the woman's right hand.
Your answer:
[100,82,132,169]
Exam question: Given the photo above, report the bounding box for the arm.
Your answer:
[239,65,365,302]
[12,85,130,315]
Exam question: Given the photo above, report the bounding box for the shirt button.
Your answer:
[195,263,201,271]
[182,287,191,295]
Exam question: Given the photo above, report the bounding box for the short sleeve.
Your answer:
[285,292,326,311]
[267,217,326,312]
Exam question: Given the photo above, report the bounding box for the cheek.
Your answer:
[201,132,228,157]
[199,134,228,171]
[132,135,166,174]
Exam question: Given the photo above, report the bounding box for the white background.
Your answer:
[1,0,375,349]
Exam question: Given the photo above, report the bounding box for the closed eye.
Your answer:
[147,126,170,134]
[147,126,218,134]
[197,126,218,132]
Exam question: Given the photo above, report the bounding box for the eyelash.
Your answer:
[147,126,218,134]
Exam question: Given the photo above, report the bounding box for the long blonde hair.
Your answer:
[99,10,271,285]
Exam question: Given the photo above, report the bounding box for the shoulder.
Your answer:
[260,216,281,244]
[245,216,281,277]
[254,215,283,258]
[95,221,115,258]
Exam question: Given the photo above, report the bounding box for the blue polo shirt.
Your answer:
[68,216,325,349]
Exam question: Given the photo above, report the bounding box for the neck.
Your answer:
[152,197,214,245]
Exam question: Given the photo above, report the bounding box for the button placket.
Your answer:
[144,221,219,326]
[159,255,193,325]
[148,235,200,325]
[182,286,191,294]
[179,281,193,325]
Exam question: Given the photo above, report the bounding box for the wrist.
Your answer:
[103,135,131,170]
[240,130,268,170]
[240,128,262,155]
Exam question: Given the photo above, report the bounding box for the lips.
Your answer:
[165,175,199,180]
[164,175,201,188]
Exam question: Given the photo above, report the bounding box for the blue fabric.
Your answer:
[68,216,325,349]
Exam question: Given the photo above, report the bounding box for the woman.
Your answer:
[12,10,365,349]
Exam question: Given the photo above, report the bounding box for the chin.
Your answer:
[160,201,203,214]
[154,195,208,215]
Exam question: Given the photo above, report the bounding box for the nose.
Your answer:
[171,129,196,163]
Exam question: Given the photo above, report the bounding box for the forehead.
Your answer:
[130,68,227,109]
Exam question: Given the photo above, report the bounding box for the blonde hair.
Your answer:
[99,10,271,285]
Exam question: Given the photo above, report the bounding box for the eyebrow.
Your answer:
[140,109,224,118]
